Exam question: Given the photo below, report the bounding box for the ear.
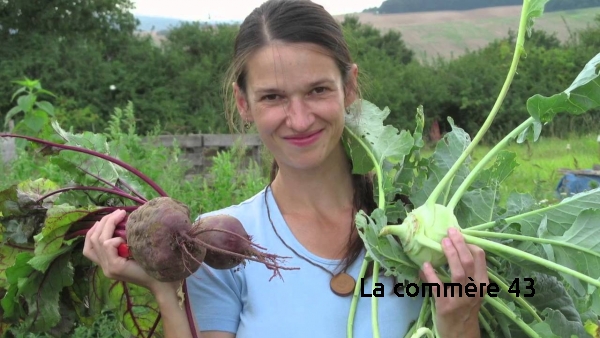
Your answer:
[344,64,359,108]
[233,82,253,122]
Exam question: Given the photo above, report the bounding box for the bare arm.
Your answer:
[153,283,235,338]
[84,210,236,338]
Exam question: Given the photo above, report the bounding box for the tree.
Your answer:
[0,0,138,41]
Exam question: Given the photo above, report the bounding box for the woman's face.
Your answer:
[234,42,358,173]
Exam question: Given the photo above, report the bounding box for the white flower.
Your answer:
[110,85,116,91]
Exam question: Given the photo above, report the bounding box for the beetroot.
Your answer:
[126,197,206,282]
[125,197,295,282]
[191,214,284,271]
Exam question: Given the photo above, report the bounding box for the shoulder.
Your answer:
[194,187,268,230]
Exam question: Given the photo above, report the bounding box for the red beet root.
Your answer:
[125,197,297,282]
[126,197,206,282]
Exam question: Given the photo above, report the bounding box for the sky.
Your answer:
[131,0,385,22]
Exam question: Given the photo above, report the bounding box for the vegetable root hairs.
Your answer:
[180,227,298,281]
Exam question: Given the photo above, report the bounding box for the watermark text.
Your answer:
[360,277,535,298]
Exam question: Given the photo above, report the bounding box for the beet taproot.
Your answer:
[125,197,296,282]
[126,197,206,282]
[191,215,286,272]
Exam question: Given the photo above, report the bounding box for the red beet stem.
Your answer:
[37,186,146,205]
[0,133,168,197]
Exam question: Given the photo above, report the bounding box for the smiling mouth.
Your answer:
[284,130,323,140]
[282,129,324,146]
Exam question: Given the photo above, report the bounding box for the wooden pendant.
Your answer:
[330,272,356,297]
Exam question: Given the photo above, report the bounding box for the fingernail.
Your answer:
[448,228,457,235]
[442,238,451,246]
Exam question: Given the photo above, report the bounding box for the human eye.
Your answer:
[311,86,328,95]
[261,94,280,101]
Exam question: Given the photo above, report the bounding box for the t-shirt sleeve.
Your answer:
[186,264,243,333]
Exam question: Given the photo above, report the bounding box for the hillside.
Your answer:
[373,0,600,14]
[135,6,600,60]
[334,5,600,59]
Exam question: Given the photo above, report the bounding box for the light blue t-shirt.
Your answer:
[186,187,423,337]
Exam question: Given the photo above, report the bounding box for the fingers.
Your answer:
[444,227,475,283]
[98,209,127,242]
[421,262,443,300]
[83,221,100,263]
[83,210,126,265]
[468,243,489,291]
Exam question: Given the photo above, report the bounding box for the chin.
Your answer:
[281,151,337,171]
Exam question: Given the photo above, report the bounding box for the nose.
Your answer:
[285,97,314,132]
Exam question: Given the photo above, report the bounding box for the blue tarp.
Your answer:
[556,171,600,199]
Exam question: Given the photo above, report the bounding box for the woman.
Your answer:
[83,0,489,337]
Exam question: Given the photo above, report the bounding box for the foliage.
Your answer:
[0,84,268,337]
[1,2,600,140]
[376,0,600,14]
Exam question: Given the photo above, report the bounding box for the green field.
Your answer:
[460,134,598,204]
[338,6,600,60]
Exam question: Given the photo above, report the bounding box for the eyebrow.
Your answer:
[253,78,336,95]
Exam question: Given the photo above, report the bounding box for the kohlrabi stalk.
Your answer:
[343,125,386,338]
[423,0,531,210]
[464,230,600,260]
[446,117,535,210]
[347,257,369,337]
[466,195,583,231]
[484,296,541,338]
[462,235,600,288]
[486,268,542,323]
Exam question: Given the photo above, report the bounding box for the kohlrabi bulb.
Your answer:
[380,204,460,268]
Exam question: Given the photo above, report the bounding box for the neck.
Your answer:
[270,143,354,216]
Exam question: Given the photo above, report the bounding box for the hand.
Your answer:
[420,227,488,338]
[83,209,179,294]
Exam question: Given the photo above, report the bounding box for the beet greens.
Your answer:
[0,123,294,337]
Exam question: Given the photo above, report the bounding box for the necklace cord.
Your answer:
[264,182,349,276]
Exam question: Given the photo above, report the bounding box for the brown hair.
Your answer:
[222,0,378,275]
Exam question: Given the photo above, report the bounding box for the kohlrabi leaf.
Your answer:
[540,208,600,296]
[343,100,414,175]
[477,151,519,189]
[537,308,592,338]
[355,208,419,281]
[527,53,600,123]
[520,272,583,323]
[518,188,600,237]
[385,106,429,219]
[390,106,427,191]
[470,187,600,236]
[524,0,550,37]
[454,151,520,227]
[409,118,472,207]
[502,192,538,219]
[455,188,502,227]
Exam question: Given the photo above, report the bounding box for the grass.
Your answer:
[478,134,598,202]
[423,133,600,205]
